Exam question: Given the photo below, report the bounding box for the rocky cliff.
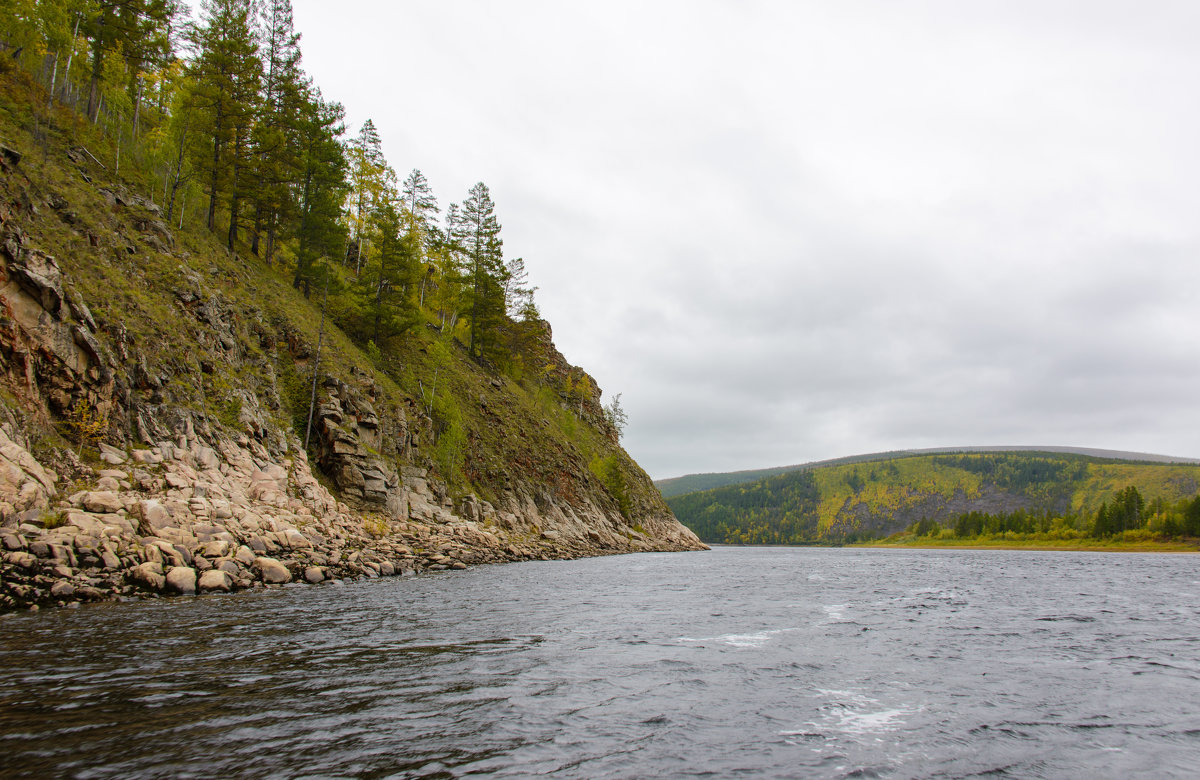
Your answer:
[0,114,704,612]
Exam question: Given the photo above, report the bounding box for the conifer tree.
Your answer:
[293,88,348,295]
[401,168,439,245]
[354,186,419,345]
[186,0,261,243]
[82,1,176,123]
[345,118,386,272]
[424,202,466,331]
[502,257,536,318]
[460,181,508,359]
[250,0,305,263]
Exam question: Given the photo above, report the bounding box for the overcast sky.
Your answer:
[265,0,1200,479]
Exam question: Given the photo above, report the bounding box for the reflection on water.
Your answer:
[3,548,1200,778]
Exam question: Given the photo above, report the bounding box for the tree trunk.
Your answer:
[227,149,240,249]
[86,40,103,123]
[207,132,220,232]
[251,203,262,256]
[304,271,330,451]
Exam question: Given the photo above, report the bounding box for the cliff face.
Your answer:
[0,121,703,612]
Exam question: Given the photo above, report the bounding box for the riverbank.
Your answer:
[0,421,705,614]
[858,537,1200,553]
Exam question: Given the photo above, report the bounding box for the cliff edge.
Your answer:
[0,74,704,612]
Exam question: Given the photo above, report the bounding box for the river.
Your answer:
[2,546,1199,778]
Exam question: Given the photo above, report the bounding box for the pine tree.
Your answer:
[425,202,466,331]
[401,168,439,245]
[460,182,508,359]
[354,186,419,345]
[82,1,176,124]
[186,0,261,243]
[249,0,306,263]
[502,256,536,318]
[345,118,386,272]
[294,88,348,295]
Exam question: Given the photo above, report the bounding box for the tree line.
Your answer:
[907,486,1200,542]
[1,0,539,365]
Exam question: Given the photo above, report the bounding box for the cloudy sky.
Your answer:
[271,0,1199,479]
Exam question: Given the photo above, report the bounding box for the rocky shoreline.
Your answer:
[0,135,707,616]
[0,419,705,613]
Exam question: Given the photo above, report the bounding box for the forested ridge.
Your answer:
[1,0,545,364]
[0,0,704,576]
[669,452,1200,546]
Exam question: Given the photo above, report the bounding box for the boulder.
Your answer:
[165,566,197,595]
[98,443,127,465]
[303,566,325,583]
[282,528,312,549]
[5,551,36,569]
[50,580,75,598]
[132,499,171,533]
[130,561,165,591]
[202,539,231,558]
[0,427,58,515]
[198,569,233,592]
[253,556,291,584]
[81,491,123,514]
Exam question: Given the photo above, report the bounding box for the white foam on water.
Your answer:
[833,707,909,734]
[677,627,799,648]
[821,604,849,621]
[795,688,919,739]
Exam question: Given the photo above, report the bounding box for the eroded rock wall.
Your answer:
[0,156,705,613]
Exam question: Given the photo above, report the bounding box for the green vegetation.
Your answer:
[886,486,1200,549]
[0,0,659,520]
[669,451,1200,547]
[656,450,933,498]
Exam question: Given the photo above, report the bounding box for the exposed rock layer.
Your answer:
[0,147,705,613]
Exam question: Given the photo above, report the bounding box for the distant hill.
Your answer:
[664,449,1200,544]
[655,446,1200,498]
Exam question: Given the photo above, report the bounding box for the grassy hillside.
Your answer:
[669,451,1200,544]
[0,62,674,534]
[656,446,1199,498]
[655,450,921,498]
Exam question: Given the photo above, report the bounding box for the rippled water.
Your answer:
[3,547,1200,778]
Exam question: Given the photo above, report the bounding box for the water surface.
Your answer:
[2,547,1199,778]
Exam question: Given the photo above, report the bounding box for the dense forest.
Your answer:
[908,486,1200,542]
[0,0,569,375]
[669,451,1200,545]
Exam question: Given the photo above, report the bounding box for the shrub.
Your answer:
[590,454,632,518]
[363,515,388,538]
[62,398,108,453]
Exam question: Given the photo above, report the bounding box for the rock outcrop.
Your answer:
[0,415,702,611]
[0,116,706,614]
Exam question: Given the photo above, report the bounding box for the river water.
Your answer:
[2,546,1199,778]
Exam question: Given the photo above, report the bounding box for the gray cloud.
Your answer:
[282,0,1200,477]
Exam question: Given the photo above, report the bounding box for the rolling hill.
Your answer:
[655,446,1200,498]
[665,449,1200,544]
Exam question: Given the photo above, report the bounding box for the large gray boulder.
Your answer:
[253,556,291,584]
[165,566,197,595]
[130,561,165,591]
[198,569,233,592]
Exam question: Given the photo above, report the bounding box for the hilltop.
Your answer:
[667,449,1200,545]
[655,446,1200,498]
